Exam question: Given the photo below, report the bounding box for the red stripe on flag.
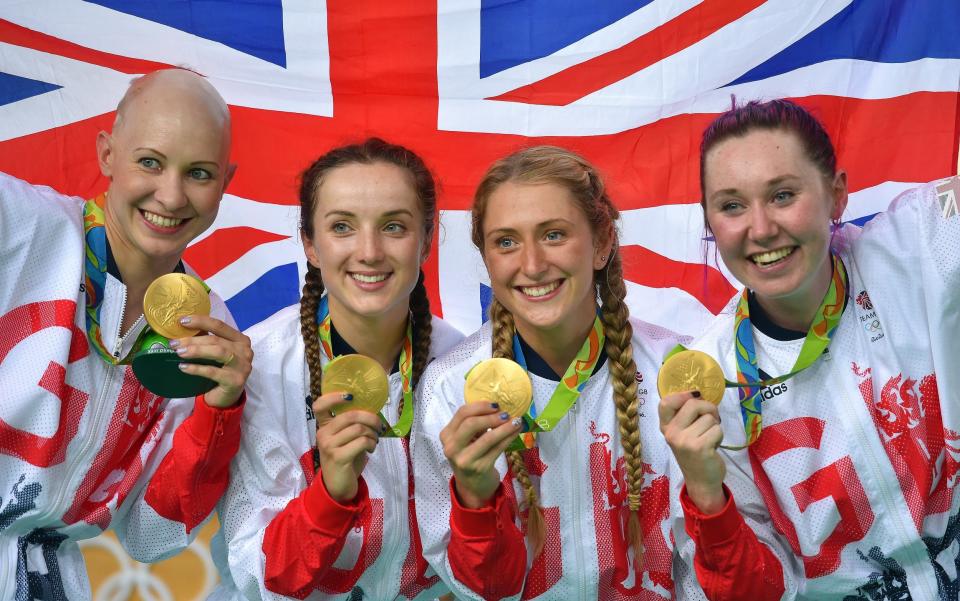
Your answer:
[184,227,290,279]
[0,19,174,75]
[489,0,766,106]
[620,245,735,314]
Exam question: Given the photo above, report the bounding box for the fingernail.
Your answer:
[167,339,180,348]
[511,417,524,428]
[499,412,510,421]
[178,363,188,371]
[490,403,500,410]
[342,393,353,401]
[175,347,187,355]
[179,316,191,325]
[691,390,701,398]
[380,424,388,435]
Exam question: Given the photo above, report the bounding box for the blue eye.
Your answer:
[332,222,351,234]
[720,200,743,213]
[139,157,160,170]
[188,168,212,181]
[773,190,794,203]
[384,222,406,234]
[496,237,515,249]
[545,230,564,241]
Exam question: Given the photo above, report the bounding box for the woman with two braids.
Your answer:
[213,139,462,600]
[412,147,707,600]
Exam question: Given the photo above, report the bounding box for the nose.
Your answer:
[357,228,385,264]
[154,173,188,212]
[520,243,548,279]
[747,203,778,243]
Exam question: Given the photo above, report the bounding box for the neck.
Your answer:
[515,306,596,378]
[754,256,834,332]
[104,221,180,333]
[328,297,408,372]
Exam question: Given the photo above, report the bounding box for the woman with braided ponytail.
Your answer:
[412,146,706,600]
[213,138,463,600]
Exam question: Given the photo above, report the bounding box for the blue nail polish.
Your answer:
[490,402,500,409]
[499,412,510,420]
[342,393,353,401]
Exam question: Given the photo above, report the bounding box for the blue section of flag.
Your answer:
[227,262,299,331]
[847,212,879,228]
[0,73,61,106]
[480,283,493,323]
[85,0,287,67]
[479,0,651,78]
[730,0,960,86]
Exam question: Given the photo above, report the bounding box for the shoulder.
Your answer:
[0,172,83,232]
[628,316,690,368]
[420,321,492,397]
[427,316,465,360]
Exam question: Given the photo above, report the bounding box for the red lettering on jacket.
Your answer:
[590,423,673,600]
[0,301,90,467]
[749,417,875,578]
[317,498,384,594]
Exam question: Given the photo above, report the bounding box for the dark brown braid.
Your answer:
[406,269,433,418]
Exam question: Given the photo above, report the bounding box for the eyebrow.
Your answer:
[323,208,416,219]
[709,175,802,199]
[133,147,221,167]
[485,218,575,238]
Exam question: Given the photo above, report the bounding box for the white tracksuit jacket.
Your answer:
[413,319,708,601]
[0,173,243,600]
[673,177,960,600]
[215,304,463,601]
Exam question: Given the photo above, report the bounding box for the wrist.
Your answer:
[453,476,497,509]
[685,481,727,515]
[322,469,359,503]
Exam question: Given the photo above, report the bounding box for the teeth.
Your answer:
[520,281,560,297]
[752,248,793,265]
[351,273,388,283]
[143,210,184,228]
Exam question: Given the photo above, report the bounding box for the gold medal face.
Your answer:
[463,358,533,418]
[322,354,390,415]
[143,273,212,339]
[657,350,726,405]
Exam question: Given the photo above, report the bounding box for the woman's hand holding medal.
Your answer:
[657,350,727,514]
[169,314,252,409]
[441,358,529,509]
[312,355,390,503]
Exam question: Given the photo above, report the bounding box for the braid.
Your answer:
[406,270,433,418]
[489,299,547,558]
[598,251,644,569]
[300,264,326,400]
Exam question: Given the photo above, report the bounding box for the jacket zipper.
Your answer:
[568,401,588,601]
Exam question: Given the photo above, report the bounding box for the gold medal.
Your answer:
[657,350,726,405]
[464,358,533,418]
[322,354,390,415]
[143,273,211,339]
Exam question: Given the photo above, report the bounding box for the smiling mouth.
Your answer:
[750,247,795,267]
[518,280,561,298]
[350,272,390,284]
[141,210,186,228]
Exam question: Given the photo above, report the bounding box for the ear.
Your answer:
[593,223,616,271]
[301,231,321,269]
[96,131,113,178]
[830,170,849,222]
[223,163,238,190]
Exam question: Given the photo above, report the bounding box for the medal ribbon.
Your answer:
[663,254,847,448]
[506,313,605,451]
[315,295,414,438]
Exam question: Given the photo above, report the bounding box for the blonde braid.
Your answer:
[598,251,644,569]
[406,270,433,418]
[490,299,547,558]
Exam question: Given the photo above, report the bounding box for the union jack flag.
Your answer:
[1,0,958,338]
